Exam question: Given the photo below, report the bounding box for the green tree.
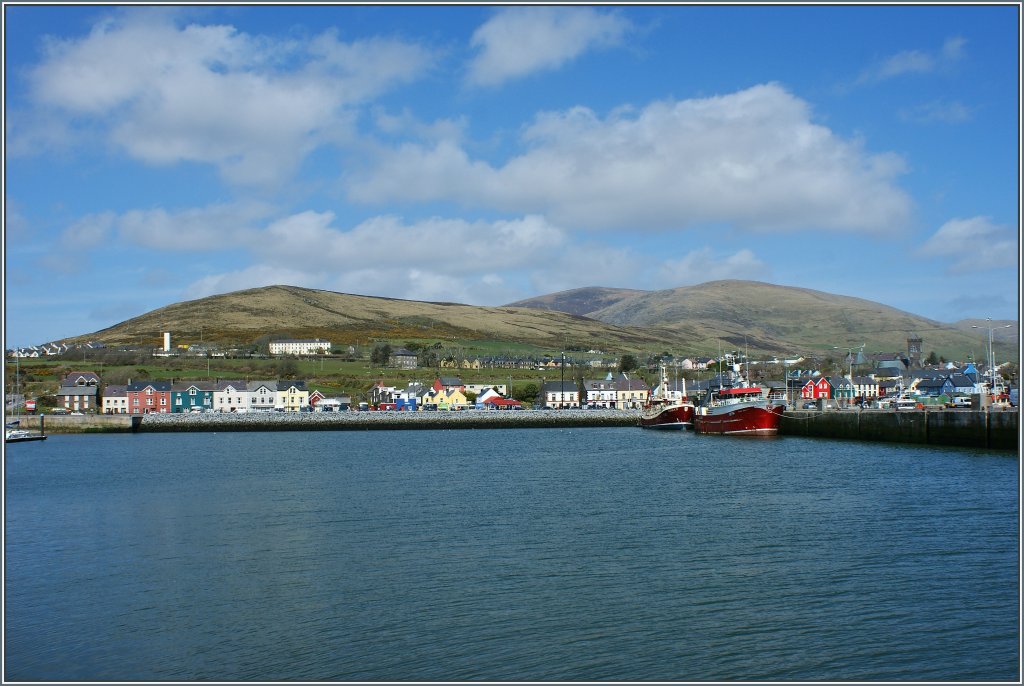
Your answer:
[619,354,639,373]
[513,382,539,406]
[276,359,299,378]
[925,351,939,365]
[370,344,393,366]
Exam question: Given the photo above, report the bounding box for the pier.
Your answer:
[779,408,1018,451]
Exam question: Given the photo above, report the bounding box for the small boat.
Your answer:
[6,358,46,443]
[5,421,46,443]
[639,364,694,429]
[694,384,784,436]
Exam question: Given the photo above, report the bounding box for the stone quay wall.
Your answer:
[8,408,1018,451]
[779,409,1018,451]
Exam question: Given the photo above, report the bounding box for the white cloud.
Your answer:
[21,12,436,186]
[898,100,972,124]
[251,212,566,272]
[185,264,319,300]
[116,202,275,250]
[917,216,1017,273]
[466,7,630,87]
[61,212,116,250]
[652,248,769,289]
[857,35,966,84]
[348,83,912,233]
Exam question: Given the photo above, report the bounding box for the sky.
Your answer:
[3,3,1021,348]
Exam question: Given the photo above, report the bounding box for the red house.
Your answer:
[800,377,833,400]
[482,397,522,410]
[127,381,172,414]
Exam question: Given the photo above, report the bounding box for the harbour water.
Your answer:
[4,428,1019,681]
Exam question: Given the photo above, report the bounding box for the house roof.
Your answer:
[214,380,247,391]
[247,380,279,392]
[62,371,100,386]
[127,381,172,392]
[60,386,97,397]
[171,382,217,392]
[484,397,521,407]
[540,380,577,393]
[102,385,128,397]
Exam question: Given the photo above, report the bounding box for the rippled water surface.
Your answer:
[5,429,1019,681]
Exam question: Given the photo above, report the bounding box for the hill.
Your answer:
[505,287,644,318]
[509,280,1019,361]
[64,282,1016,362]
[71,285,676,352]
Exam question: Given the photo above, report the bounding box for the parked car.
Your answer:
[802,401,817,409]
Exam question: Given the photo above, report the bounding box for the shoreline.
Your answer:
[6,408,1018,450]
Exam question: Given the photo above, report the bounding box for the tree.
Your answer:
[276,359,299,378]
[370,344,392,366]
[512,382,539,406]
[925,351,939,365]
[619,354,639,373]
[576,375,588,406]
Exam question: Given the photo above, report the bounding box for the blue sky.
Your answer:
[4,3,1020,348]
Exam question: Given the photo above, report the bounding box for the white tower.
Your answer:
[163,332,171,352]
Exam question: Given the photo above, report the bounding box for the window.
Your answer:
[146,387,153,395]
[190,388,196,396]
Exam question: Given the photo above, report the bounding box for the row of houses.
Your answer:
[101,380,315,414]
[367,378,523,411]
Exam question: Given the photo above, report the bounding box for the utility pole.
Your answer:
[560,351,565,409]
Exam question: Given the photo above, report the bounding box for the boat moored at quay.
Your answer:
[639,364,694,429]
[693,385,784,436]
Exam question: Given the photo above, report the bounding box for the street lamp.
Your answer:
[971,319,1012,398]
[833,344,865,405]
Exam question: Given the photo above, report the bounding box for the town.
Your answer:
[7,332,1019,417]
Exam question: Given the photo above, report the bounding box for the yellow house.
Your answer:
[426,387,468,410]
[277,382,310,412]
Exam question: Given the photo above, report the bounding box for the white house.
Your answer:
[269,338,331,356]
[214,381,249,412]
[247,381,279,412]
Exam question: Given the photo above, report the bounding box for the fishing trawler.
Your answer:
[639,364,694,429]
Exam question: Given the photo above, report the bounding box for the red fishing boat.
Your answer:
[639,364,695,429]
[693,384,783,436]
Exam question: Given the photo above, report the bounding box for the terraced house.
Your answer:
[127,380,172,414]
[59,370,100,412]
[171,382,215,413]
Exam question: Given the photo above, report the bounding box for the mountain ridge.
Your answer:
[62,281,1018,361]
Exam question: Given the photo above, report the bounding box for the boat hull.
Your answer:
[639,403,694,429]
[5,432,46,443]
[694,404,783,436]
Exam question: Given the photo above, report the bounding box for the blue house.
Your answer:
[959,363,979,384]
[915,376,953,398]
[171,382,215,413]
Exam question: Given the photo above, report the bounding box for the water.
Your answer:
[4,429,1018,681]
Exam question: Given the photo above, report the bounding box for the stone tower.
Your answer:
[907,334,922,367]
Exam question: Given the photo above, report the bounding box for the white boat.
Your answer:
[6,357,47,442]
[5,422,46,443]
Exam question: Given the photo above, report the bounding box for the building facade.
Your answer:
[269,339,331,356]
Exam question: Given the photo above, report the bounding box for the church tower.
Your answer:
[907,334,923,367]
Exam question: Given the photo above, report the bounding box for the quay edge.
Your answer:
[6,409,1019,450]
[779,409,1019,451]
